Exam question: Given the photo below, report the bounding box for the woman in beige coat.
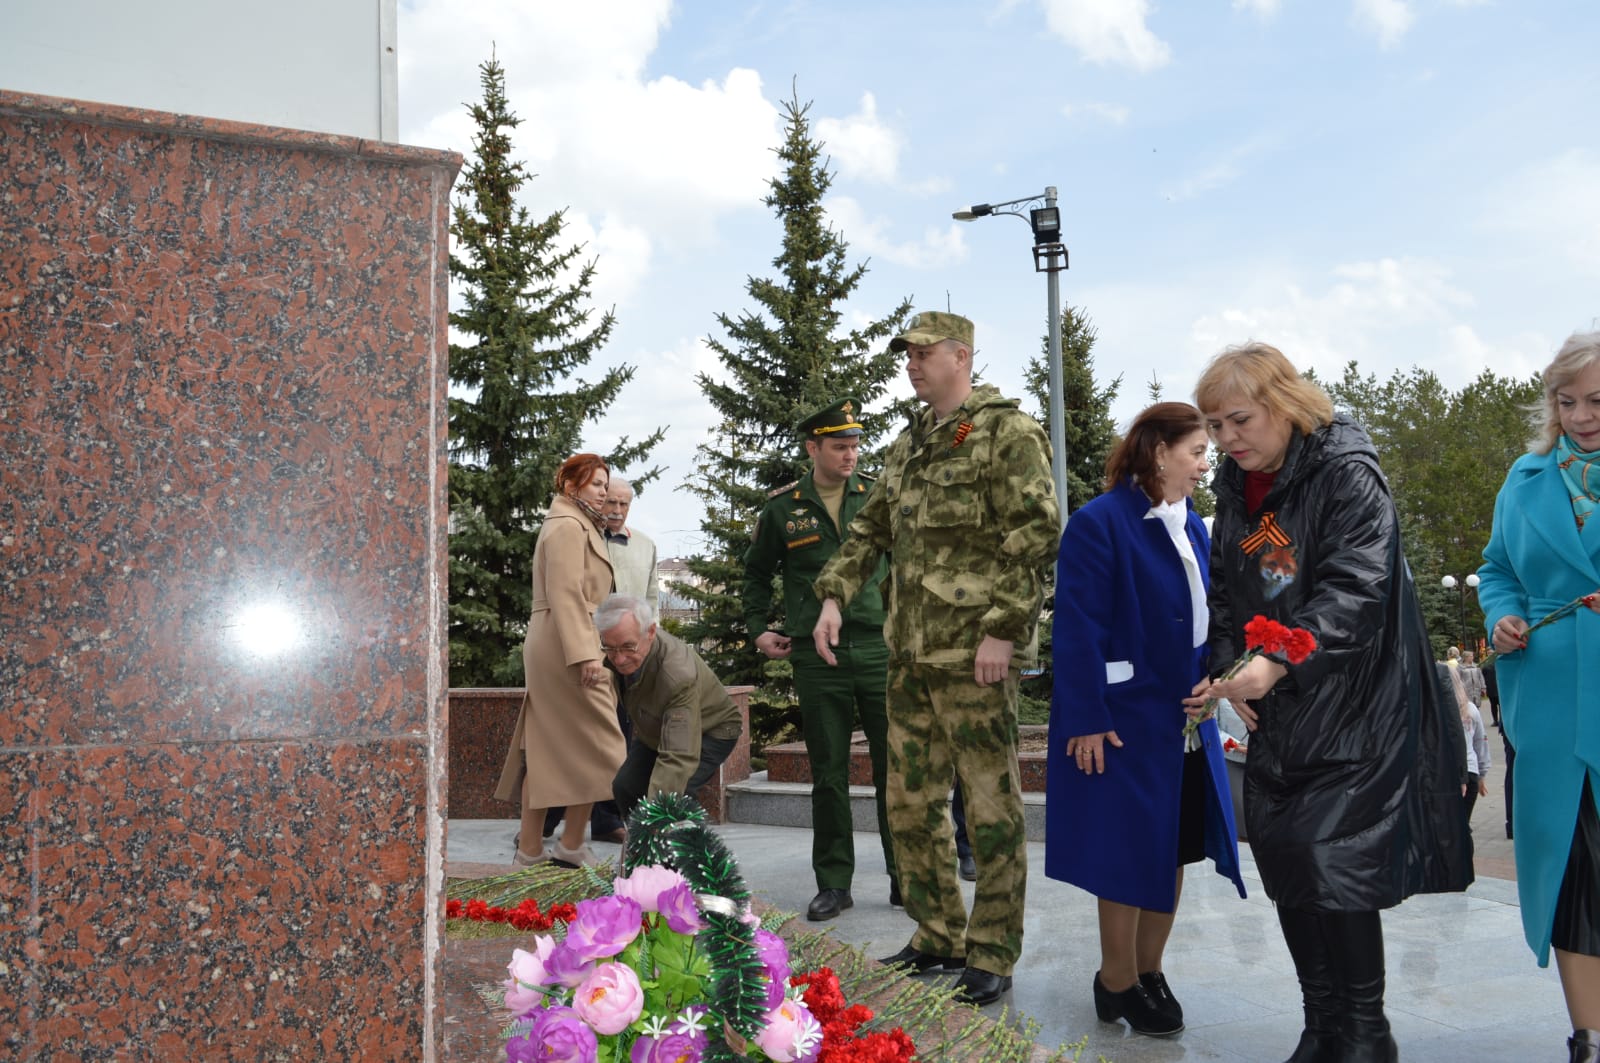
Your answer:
[494,453,623,867]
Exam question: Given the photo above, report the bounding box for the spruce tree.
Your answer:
[1023,303,1121,513]
[1020,304,1120,720]
[676,90,912,747]
[448,57,661,686]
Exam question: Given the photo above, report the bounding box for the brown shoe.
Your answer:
[594,827,628,845]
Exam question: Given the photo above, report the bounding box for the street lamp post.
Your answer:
[1441,573,1481,651]
[952,187,1070,527]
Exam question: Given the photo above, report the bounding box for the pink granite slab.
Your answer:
[0,89,459,1060]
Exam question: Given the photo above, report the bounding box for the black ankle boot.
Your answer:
[1092,971,1183,1036]
[1324,910,1397,1063]
[1571,1028,1600,1063]
[1276,907,1339,1063]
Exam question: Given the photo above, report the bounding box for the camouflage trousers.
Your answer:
[887,662,1026,977]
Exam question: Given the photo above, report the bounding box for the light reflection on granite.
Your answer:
[0,90,458,1059]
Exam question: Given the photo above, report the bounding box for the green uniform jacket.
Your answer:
[743,469,888,640]
[615,628,744,800]
[813,384,1059,670]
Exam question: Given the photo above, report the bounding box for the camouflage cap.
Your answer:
[889,310,975,353]
[797,397,864,438]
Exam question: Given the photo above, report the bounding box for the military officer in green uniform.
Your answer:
[743,398,896,922]
[814,312,1058,1007]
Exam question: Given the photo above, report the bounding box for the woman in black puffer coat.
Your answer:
[1186,342,1472,1063]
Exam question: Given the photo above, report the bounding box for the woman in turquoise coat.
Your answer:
[1477,330,1600,1063]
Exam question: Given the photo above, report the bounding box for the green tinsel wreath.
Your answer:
[624,793,766,1062]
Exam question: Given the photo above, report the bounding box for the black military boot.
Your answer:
[1275,907,1340,1063]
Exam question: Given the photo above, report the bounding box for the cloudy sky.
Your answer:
[396,0,1599,557]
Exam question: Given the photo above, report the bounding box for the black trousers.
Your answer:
[613,734,739,819]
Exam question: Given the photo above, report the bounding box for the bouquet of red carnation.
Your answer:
[1183,614,1316,739]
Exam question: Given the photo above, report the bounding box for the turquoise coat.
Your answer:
[1478,450,1600,965]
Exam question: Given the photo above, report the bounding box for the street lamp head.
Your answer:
[1465,573,1480,589]
[951,204,994,221]
[1441,574,1458,590]
[1030,205,1061,244]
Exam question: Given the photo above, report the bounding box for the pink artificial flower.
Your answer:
[522,1005,598,1063]
[508,938,558,988]
[753,929,791,1009]
[754,998,823,1063]
[503,980,547,1018]
[564,895,644,962]
[613,865,689,913]
[573,962,645,1035]
[657,882,706,935]
[543,941,596,988]
[630,1030,704,1063]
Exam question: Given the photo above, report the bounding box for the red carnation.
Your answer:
[1244,614,1289,654]
[1284,628,1317,664]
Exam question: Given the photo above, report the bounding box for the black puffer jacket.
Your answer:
[1208,414,1472,910]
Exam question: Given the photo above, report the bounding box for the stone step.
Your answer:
[724,771,1048,842]
[762,724,1050,791]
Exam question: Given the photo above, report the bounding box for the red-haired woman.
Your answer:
[494,453,622,867]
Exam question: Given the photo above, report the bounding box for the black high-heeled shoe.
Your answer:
[1093,972,1183,1036]
[1571,1028,1600,1063]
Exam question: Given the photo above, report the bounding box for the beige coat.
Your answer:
[494,494,623,808]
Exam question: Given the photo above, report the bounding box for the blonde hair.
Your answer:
[1448,667,1472,728]
[1194,341,1334,434]
[1529,331,1600,455]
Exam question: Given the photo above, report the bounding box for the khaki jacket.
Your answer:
[614,629,742,799]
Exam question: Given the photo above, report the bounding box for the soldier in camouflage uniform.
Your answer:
[813,311,1058,1008]
[743,398,896,923]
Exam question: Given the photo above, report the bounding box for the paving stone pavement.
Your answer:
[448,748,1571,1061]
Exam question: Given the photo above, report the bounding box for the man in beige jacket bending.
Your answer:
[596,594,743,816]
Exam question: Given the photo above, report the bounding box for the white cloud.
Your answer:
[1061,101,1131,124]
[1163,160,1243,202]
[1486,149,1600,280]
[1160,135,1276,202]
[1233,0,1281,15]
[816,93,904,184]
[1039,0,1172,71]
[398,0,780,247]
[581,334,728,552]
[1352,0,1415,49]
[557,213,655,315]
[1188,257,1482,379]
[823,196,970,269]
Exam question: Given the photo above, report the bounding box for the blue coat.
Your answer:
[1478,450,1600,965]
[1045,480,1245,910]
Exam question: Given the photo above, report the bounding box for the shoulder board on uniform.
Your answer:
[767,479,800,499]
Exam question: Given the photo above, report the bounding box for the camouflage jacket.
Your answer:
[742,469,887,642]
[813,384,1058,669]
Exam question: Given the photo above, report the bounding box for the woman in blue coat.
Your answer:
[1046,402,1245,1038]
[1477,331,1600,1063]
